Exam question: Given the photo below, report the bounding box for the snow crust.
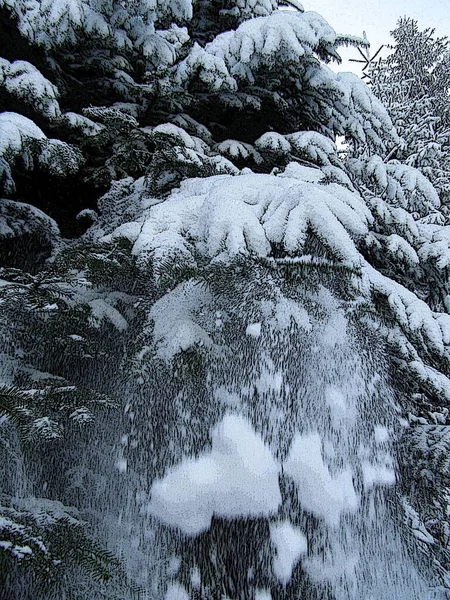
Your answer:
[146,414,281,535]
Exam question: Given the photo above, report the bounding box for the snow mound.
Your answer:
[147,414,281,535]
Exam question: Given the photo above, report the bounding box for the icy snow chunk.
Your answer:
[147,414,281,535]
[246,322,261,337]
[164,582,189,600]
[270,520,307,585]
[284,432,358,526]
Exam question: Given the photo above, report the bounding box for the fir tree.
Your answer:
[1,2,450,599]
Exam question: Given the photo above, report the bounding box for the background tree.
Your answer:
[368,18,450,212]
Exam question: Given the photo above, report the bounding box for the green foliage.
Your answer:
[0,497,137,599]
[0,386,31,429]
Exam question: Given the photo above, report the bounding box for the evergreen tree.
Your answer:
[1,2,450,598]
[368,18,450,211]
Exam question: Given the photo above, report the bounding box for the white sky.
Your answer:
[301,0,450,72]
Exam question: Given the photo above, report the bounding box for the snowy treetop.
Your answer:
[1,0,192,66]
[205,11,337,69]
[174,10,396,148]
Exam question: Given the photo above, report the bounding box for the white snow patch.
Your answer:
[149,280,212,361]
[278,162,324,183]
[321,310,347,348]
[255,590,272,600]
[115,459,128,473]
[269,295,312,332]
[325,385,354,426]
[362,460,396,489]
[270,520,307,585]
[147,414,281,535]
[246,322,262,338]
[114,172,371,272]
[164,582,189,600]
[88,298,128,331]
[284,432,358,526]
[167,556,181,576]
[190,566,201,590]
[374,425,389,444]
[303,547,359,586]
